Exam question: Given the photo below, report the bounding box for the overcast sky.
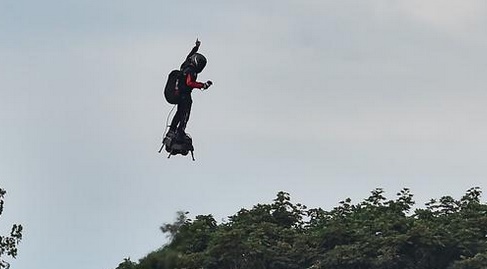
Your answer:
[2,1,487,269]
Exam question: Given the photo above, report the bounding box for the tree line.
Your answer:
[115,187,487,269]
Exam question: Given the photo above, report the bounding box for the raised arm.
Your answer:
[185,39,201,60]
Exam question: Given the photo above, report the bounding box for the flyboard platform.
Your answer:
[158,131,195,161]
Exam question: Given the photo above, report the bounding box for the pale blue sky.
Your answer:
[2,1,487,269]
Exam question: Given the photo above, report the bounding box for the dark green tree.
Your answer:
[115,258,137,269]
[115,187,487,269]
[0,187,23,269]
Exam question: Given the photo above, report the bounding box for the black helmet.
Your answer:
[189,53,207,73]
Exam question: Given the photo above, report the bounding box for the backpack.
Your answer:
[164,70,182,104]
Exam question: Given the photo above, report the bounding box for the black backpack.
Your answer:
[164,70,182,104]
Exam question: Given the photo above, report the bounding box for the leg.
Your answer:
[170,104,183,132]
[177,94,193,135]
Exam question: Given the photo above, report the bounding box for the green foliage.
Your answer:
[115,258,137,269]
[0,187,23,269]
[160,211,189,241]
[115,187,487,269]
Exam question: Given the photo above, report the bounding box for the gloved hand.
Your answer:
[195,38,201,47]
[203,80,213,89]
